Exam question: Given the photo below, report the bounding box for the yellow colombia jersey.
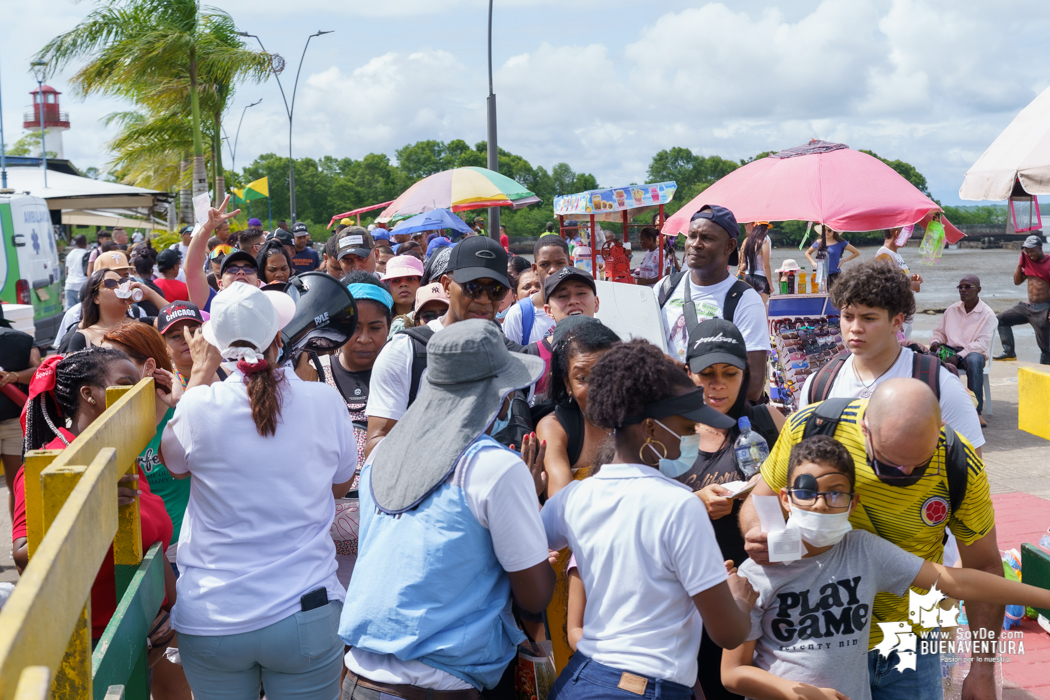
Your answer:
[760,398,994,649]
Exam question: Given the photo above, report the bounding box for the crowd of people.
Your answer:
[5,197,1050,700]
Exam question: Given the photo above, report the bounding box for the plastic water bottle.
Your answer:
[734,417,769,478]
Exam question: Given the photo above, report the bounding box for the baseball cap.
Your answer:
[95,250,132,272]
[446,235,509,287]
[381,255,425,280]
[690,205,739,240]
[202,283,296,364]
[1023,235,1043,249]
[426,236,453,259]
[156,248,181,271]
[179,225,194,235]
[543,266,596,302]
[292,222,309,236]
[340,218,353,226]
[248,217,262,228]
[338,227,376,259]
[371,228,391,243]
[415,281,450,310]
[156,300,204,335]
[273,229,295,247]
[686,318,748,374]
[219,249,259,276]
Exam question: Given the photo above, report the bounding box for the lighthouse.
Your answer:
[23,85,70,159]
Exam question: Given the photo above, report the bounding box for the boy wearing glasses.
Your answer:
[930,275,996,424]
[365,236,516,455]
[726,432,1050,700]
[739,379,1003,700]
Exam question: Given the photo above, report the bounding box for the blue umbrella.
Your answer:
[390,208,472,236]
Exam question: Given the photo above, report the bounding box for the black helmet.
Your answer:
[279,272,357,363]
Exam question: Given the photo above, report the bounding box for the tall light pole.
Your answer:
[239,30,333,223]
[223,98,262,174]
[30,61,48,188]
[486,0,499,238]
[0,54,8,189]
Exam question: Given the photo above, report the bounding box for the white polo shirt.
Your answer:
[542,463,727,687]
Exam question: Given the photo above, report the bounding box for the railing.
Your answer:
[0,379,161,700]
[22,108,70,128]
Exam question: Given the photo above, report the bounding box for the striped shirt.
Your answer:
[760,399,994,648]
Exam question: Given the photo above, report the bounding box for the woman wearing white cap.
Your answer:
[161,282,358,700]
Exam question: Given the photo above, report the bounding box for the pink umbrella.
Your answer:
[662,140,964,243]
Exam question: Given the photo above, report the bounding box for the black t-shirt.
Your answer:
[0,327,33,421]
[329,358,371,413]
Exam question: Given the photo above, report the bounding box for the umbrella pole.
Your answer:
[590,214,597,278]
[658,204,664,274]
[268,197,272,232]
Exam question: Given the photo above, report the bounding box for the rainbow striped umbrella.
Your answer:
[376,167,540,223]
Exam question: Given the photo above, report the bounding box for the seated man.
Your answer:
[930,274,996,424]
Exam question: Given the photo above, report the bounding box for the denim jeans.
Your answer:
[997,301,1050,364]
[961,352,986,415]
[549,653,694,700]
[179,601,343,700]
[868,644,943,700]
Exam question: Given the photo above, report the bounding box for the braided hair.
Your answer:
[23,347,130,456]
[549,323,621,408]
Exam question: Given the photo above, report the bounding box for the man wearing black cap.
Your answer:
[544,266,599,323]
[657,205,770,401]
[366,236,516,455]
[994,234,1050,363]
[336,228,377,275]
[290,222,320,274]
[217,250,260,290]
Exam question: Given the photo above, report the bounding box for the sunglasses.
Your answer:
[97,278,122,291]
[210,244,234,260]
[461,280,509,302]
[863,420,938,486]
[417,308,445,324]
[956,284,977,291]
[788,488,854,509]
[225,264,257,276]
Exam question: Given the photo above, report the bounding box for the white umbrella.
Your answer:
[960,85,1050,200]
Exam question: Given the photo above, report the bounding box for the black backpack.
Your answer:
[657,271,752,328]
[399,325,532,449]
[800,398,968,519]
[807,352,945,405]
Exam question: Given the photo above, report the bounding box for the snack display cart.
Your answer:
[552,181,677,284]
[766,293,844,413]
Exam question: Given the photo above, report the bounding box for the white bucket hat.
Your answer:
[202,283,296,364]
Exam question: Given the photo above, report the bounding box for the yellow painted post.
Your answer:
[1018,366,1050,440]
[12,667,51,700]
[0,448,120,700]
[41,465,92,700]
[106,385,143,594]
[23,451,61,559]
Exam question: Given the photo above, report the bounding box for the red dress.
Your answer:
[11,427,173,638]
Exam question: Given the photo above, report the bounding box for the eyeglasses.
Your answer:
[788,488,854,509]
[461,280,509,302]
[956,285,976,291]
[225,264,257,277]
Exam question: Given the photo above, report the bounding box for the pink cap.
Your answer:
[381,255,425,281]
[415,281,449,309]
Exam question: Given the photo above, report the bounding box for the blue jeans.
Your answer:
[179,601,344,700]
[961,353,986,415]
[549,653,694,700]
[65,287,82,310]
[868,644,942,700]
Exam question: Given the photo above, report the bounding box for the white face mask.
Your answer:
[788,505,853,547]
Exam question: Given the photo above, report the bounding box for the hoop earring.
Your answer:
[639,438,667,466]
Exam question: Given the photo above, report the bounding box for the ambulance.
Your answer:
[0,193,63,344]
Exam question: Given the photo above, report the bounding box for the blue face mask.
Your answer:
[495,306,511,321]
[491,410,511,438]
[649,419,701,478]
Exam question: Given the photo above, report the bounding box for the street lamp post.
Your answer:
[30,61,48,188]
[239,30,332,223]
[223,98,262,173]
[0,54,8,189]
[486,0,499,238]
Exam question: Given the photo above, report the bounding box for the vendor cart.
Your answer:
[766,293,843,413]
[553,182,677,284]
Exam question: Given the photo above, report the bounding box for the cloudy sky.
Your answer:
[4,0,1049,205]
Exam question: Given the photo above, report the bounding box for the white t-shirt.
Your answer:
[64,248,89,289]
[542,463,727,687]
[345,440,549,690]
[501,295,555,345]
[875,246,908,275]
[162,369,358,635]
[366,318,444,422]
[799,348,985,448]
[636,248,674,280]
[659,273,771,361]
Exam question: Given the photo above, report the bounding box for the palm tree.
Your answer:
[35,0,271,203]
